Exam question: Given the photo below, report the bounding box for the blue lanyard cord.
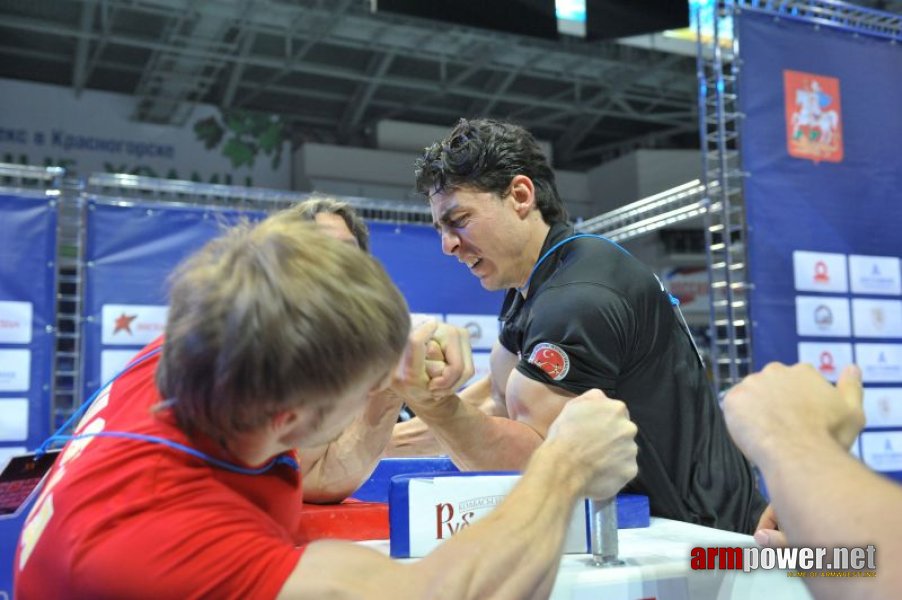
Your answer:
[43,432,299,475]
[523,234,678,304]
[36,348,164,457]
[35,346,299,475]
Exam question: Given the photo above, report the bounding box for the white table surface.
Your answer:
[361,518,813,600]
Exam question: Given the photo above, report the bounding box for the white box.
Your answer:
[100,349,141,386]
[795,295,851,337]
[793,251,848,293]
[0,398,28,441]
[0,350,31,391]
[444,314,500,350]
[852,299,902,338]
[391,473,589,558]
[855,344,902,383]
[863,388,902,428]
[849,255,901,296]
[860,431,902,472]
[101,304,168,346]
[796,342,853,382]
[0,301,33,344]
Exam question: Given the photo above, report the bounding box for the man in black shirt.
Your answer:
[407,118,767,534]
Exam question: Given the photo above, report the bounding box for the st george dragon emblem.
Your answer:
[784,70,844,163]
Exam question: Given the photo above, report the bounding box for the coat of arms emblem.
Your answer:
[783,70,843,163]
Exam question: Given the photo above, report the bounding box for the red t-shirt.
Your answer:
[15,338,306,599]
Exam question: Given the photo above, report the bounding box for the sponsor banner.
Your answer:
[404,474,587,557]
[849,255,901,296]
[792,251,848,294]
[100,350,142,388]
[852,298,902,339]
[0,301,33,344]
[0,194,58,448]
[855,344,902,383]
[444,314,499,351]
[0,399,28,442]
[860,431,902,472]
[795,295,850,337]
[863,388,902,428]
[797,342,853,382]
[101,304,168,346]
[0,78,290,188]
[0,350,31,392]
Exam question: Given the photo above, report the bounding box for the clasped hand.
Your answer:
[390,320,474,408]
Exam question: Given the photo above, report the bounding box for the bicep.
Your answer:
[519,287,636,395]
[488,341,518,417]
[505,369,576,439]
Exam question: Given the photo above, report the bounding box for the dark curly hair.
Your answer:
[414,118,568,224]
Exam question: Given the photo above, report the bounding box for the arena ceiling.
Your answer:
[0,0,899,171]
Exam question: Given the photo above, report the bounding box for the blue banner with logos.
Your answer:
[82,202,503,405]
[0,193,57,455]
[0,192,57,596]
[82,200,265,402]
[738,11,902,481]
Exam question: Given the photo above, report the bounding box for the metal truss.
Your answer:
[575,179,711,242]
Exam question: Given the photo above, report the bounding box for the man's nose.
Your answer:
[440,229,460,256]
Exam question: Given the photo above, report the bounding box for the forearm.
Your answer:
[410,442,583,599]
[414,395,544,471]
[286,443,584,600]
[385,379,500,458]
[758,438,902,599]
[301,392,404,503]
[384,417,445,457]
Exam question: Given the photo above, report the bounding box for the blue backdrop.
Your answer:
[0,193,58,452]
[739,10,902,481]
[82,201,504,402]
[0,192,57,597]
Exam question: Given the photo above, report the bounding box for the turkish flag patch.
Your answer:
[527,342,570,381]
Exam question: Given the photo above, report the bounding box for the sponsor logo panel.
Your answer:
[797,343,853,383]
[795,295,851,337]
[863,388,902,428]
[445,314,499,351]
[860,431,902,472]
[0,301,33,344]
[849,255,901,296]
[855,344,902,383]
[793,251,847,293]
[0,350,31,392]
[0,398,29,441]
[101,304,168,346]
[852,298,902,338]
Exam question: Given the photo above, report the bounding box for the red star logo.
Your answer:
[113,313,138,335]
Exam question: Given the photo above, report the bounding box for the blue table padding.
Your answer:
[351,457,459,503]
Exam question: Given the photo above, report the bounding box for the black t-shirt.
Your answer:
[499,222,766,534]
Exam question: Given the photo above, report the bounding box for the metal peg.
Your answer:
[590,497,624,567]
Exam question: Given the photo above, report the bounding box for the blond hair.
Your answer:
[156,209,409,438]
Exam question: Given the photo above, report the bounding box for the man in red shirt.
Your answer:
[15,209,639,599]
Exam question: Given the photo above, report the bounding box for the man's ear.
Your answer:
[508,174,537,219]
[271,405,318,438]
